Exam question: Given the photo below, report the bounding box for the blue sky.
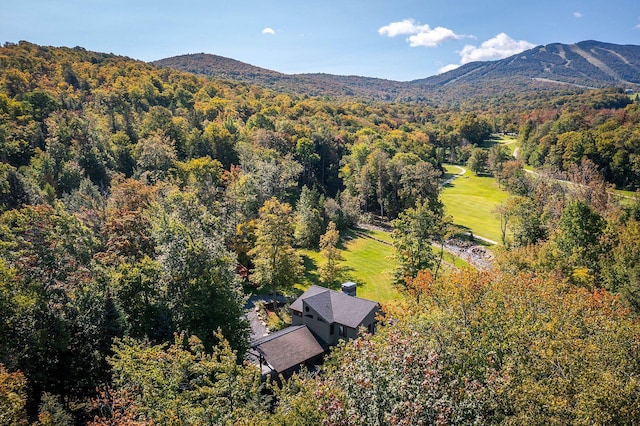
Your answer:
[3,0,639,81]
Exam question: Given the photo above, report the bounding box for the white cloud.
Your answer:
[378,19,466,47]
[262,27,275,35]
[438,64,461,74]
[459,33,535,64]
[573,12,584,18]
[408,26,463,47]
[378,19,430,37]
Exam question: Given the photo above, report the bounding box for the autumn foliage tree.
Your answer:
[104,332,266,425]
[400,270,640,424]
[0,364,28,426]
[249,198,303,303]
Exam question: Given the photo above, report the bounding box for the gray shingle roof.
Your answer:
[291,285,379,329]
[251,325,324,373]
[290,285,326,312]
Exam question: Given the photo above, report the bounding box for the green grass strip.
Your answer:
[441,164,509,244]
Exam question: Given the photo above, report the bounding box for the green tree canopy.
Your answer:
[391,197,444,284]
[249,198,303,303]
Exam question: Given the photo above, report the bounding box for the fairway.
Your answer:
[340,230,402,303]
[481,134,518,156]
[441,164,509,244]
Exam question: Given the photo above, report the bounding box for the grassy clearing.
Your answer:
[615,188,637,198]
[441,164,509,243]
[357,226,470,270]
[356,227,393,244]
[298,228,402,305]
[297,226,473,305]
[614,190,637,208]
[340,230,401,303]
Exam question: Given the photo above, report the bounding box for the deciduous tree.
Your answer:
[552,199,606,285]
[249,198,303,304]
[391,198,443,284]
[107,333,266,425]
[0,364,28,426]
[467,147,489,175]
[294,186,323,248]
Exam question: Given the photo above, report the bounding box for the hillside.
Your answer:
[153,41,640,102]
[414,40,640,88]
[153,53,410,100]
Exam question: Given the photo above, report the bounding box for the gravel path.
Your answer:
[441,165,467,186]
[244,294,287,342]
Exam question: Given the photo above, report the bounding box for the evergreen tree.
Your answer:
[294,186,323,248]
[318,221,344,287]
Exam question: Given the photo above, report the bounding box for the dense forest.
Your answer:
[518,94,640,188]
[1,41,640,424]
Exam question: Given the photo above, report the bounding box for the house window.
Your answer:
[338,325,346,337]
[330,324,334,335]
[305,306,310,312]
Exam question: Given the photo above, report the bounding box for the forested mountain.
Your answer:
[153,53,411,101]
[154,40,640,101]
[2,40,640,424]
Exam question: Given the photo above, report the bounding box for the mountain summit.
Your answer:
[419,40,640,88]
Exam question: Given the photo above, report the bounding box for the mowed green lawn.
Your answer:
[357,227,470,270]
[297,226,474,305]
[298,229,403,305]
[441,164,509,244]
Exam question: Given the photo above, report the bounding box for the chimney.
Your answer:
[341,282,356,297]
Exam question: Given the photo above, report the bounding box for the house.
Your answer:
[290,284,380,347]
[248,284,380,378]
[250,325,325,377]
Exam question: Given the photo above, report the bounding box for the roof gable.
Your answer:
[290,285,327,312]
[292,285,378,329]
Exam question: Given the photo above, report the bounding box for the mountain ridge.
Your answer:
[153,41,640,101]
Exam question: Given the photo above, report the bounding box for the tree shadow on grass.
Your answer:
[479,136,501,149]
[451,225,494,247]
[339,229,359,250]
[301,254,320,289]
[300,252,355,292]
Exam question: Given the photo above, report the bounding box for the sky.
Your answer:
[2,0,640,81]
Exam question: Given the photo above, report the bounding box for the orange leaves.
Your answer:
[0,365,28,426]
